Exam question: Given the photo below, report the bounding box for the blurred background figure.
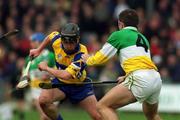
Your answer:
[21,33,55,120]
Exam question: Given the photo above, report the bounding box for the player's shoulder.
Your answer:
[49,31,60,35]
[120,27,138,34]
[109,30,124,37]
[48,31,62,47]
[110,27,138,38]
[79,44,88,53]
[48,31,61,42]
[108,31,122,41]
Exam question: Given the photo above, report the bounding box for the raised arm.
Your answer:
[37,36,51,53]
[85,42,117,66]
[82,32,119,66]
[29,36,51,58]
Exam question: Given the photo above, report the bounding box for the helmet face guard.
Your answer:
[61,35,78,44]
[60,23,80,44]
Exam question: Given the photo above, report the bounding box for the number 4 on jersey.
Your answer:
[136,34,148,52]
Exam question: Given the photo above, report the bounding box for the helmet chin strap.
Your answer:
[61,43,80,55]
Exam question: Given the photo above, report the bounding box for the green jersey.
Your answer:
[86,27,157,75]
[23,49,55,80]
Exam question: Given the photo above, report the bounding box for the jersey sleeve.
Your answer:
[65,52,87,79]
[86,32,118,66]
[107,31,120,48]
[48,31,61,45]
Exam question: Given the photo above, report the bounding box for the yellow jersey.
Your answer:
[48,31,88,83]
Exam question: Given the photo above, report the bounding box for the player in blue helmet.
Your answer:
[17,32,55,120]
[31,33,46,42]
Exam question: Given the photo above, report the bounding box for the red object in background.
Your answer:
[151,43,162,55]
[150,36,163,56]
[19,38,31,53]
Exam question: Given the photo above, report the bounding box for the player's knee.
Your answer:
[39,96,50,108]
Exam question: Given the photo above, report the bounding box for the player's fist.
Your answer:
[38,61,48,71]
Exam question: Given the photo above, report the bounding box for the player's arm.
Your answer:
[84,43,117,65]
[39,52,86,80]
[29,36,50,58]
[56,52,87,80]
[37,36,51,53]
[38,61,72,80]
[30,31,60,58]
[82,32,118,66]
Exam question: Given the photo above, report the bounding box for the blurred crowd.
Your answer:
[0,0,180,104]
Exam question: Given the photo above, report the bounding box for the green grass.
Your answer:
[13,106,180,120]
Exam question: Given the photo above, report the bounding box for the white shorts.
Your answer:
[31,88,42,99]
[29,88,59,105]
[122,69,162,104]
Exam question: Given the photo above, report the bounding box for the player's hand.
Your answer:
[29,48,41,58]
[117,76,126,84]
[38,61,48,71]
[81,54,90,62]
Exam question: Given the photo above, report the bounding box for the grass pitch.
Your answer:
[13,106,180,120]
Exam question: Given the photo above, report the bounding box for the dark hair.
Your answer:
[119,9,139,27]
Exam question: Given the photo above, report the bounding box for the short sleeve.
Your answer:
[65,63,81,79]
[48,31,61,44]
[65,52,86,79]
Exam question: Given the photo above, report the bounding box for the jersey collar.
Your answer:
[123,26,138,31]
[61,43,80,55]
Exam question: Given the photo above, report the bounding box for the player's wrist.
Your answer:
[37,47,42,54]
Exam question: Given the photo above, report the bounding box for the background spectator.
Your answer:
[0,1,180,119]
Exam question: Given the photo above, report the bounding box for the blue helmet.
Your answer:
[30,33,45,42]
